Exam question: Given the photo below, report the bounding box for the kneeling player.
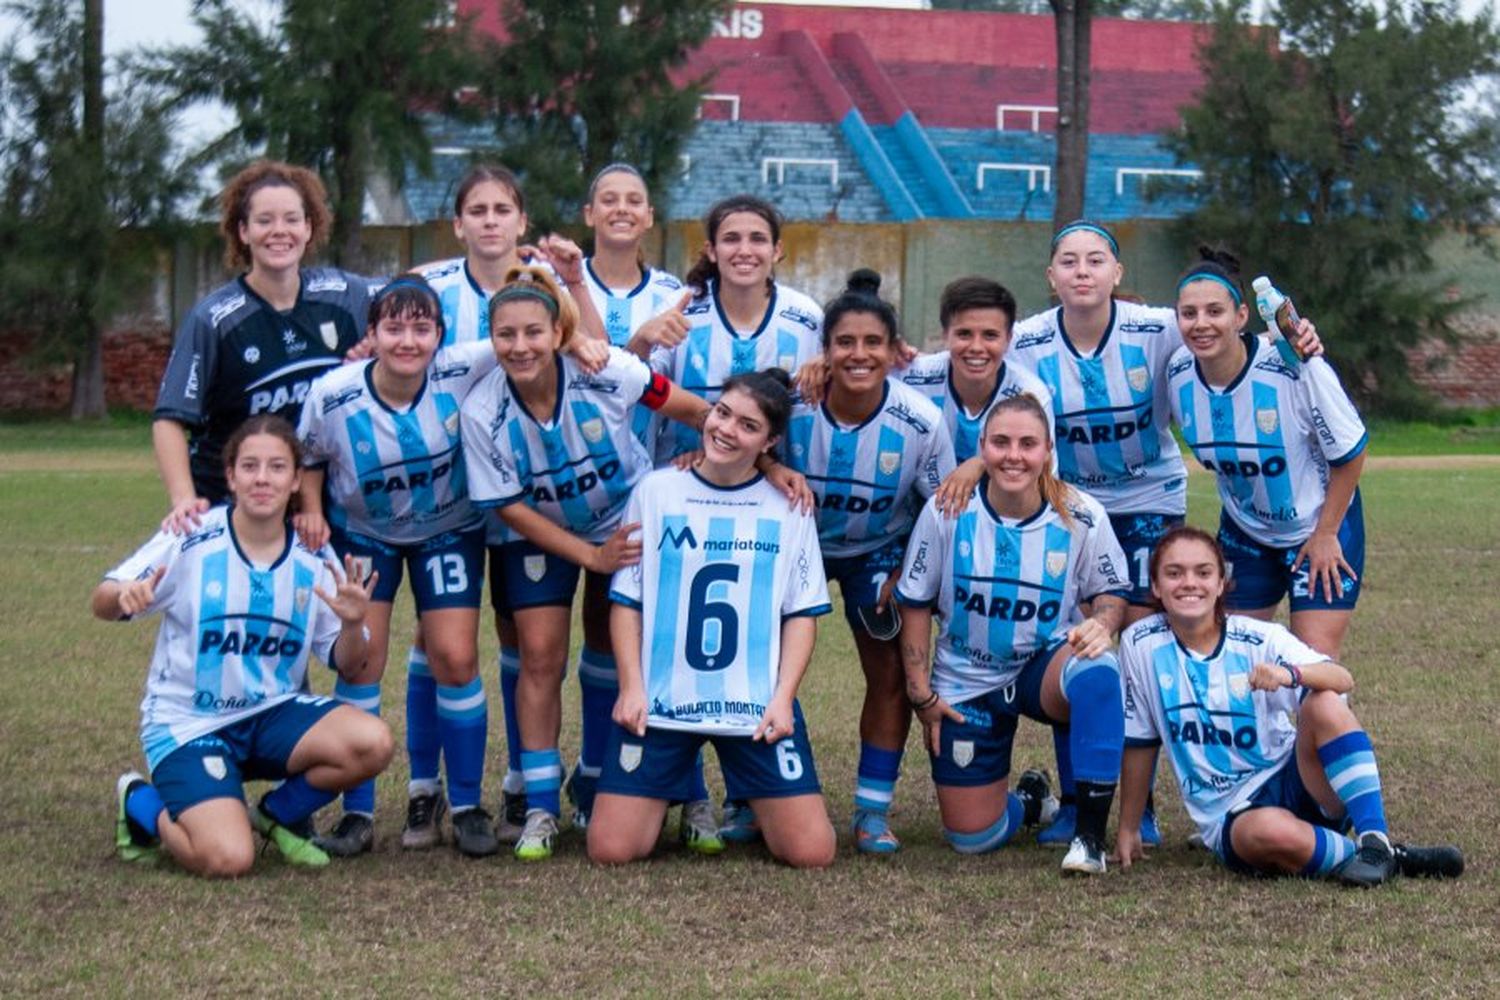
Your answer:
[1115,526,1462,886]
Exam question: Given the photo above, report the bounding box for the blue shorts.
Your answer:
[928,644,1060,788]
[1218,490,1364,613]
[823,536,908,635]
[1218,756,1345,876]
[150,695,341,819]
[488,539,610,614]
[1109,512,1185,607]
[332,526,485,611]
[598,702,822,801]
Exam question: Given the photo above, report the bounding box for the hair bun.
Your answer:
[760,366,793,392]
[846,268,882,297]
[1196,243,1242,276]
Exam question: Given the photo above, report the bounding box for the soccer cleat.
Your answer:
[565,768,590,832]
[718,800,762,844]
[1014,769,1060,829]
[1337,832,1397,887]
[114,772,161,864]
[514,809,559,862]
[678,799,725,855]
[851,809,901,855]
[313,813,374,858]
[1393,842,1465,880]
[251,797,331,868]
[1140,807,1163,848]
[1036,801,1076,847]
[1060,834,1108,875]
[495,790,527,844]
[451,807,500,858]
[400,792,447,850]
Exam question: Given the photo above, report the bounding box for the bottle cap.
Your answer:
[1251,276,1272,293]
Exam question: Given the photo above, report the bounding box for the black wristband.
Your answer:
[1284,663,1303,688]
[909,691,940,712]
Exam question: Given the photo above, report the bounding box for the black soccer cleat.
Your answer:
[1337,832,1397,888]
[1014,768,1060,829]
[1394,842,1465,880]
[314,813,375,857]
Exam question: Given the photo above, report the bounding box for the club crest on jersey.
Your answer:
[243,346,260,364]
[1256,408,1279,434]
[524,555,547,583]
[1127,366,1149,393]
[203,756,227,781]
[356,440,372,455]
[320,321,339,351]
[958,540,971,560]
[352,556,374,581]
[581,418,605,443]
[444,411,461,437]
[295,587,310,613]
[952,740,974,768]
[619,743,643,773]
[1045,550,1069,577]
[1158,672,1175,690]
[878,451,901,476]
[1228,673,1250,698]
[205,580,224,599]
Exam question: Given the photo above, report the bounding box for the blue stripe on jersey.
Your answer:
[570,398,632,515]
[393,410,438,519]
[281,559,317,689]
[346,409,392,523]
[649,515,688,714]
[983,519,1021,668]
[1152,641,1202,779]
[1037,521,1075,650]
[746,518,781,710]
[1210,394,1257,514]
[731,336,757,376]
[786,413,814,480]
[434,391,466,501]
[438,284,464,347]
[1252,380,1295,522]
[951,512,978,655]
[1120,343,1160,464]
[820,427,859,544]
[695,516,738,708]
[603,293,632,346]
[142,723,176,769]
[867,424,906,540]
[1034,354,1073,480]
[505,419,533,485]
[1077,357,1127,487]
[775,329,801,375]
[539,423,594,532]
[196,547,230,701]
[242,568,274,692]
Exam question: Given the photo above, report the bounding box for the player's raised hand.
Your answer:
[590,522,643,574]
[1292,317,1324,358]
[119,565,167,617]
[793,354,831,405]
[1066,618,1114,660]
[527,234,586,286]
[634,292,694,350]
[933,457,984,518]
[612,687,648,737]
[564,333,611,374]
[162,496,210,535]
[763,461,814,513]
[671,448,705,471]
[344,336,376,362]
[314,554,378,624]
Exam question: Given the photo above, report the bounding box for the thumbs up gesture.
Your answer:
[629,291,695,356]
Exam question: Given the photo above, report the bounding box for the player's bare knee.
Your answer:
[586,828,643,865]
[424,640,478,684]
[192,838,255,878]
[776,829,836,870]
[1300,689,1355,732]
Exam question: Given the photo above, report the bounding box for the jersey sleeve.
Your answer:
[103,528,183,617]
[915,423,957,499]
[606,347,653,403]
[1119,629,1162,746]
[296,375,333,467]
[459,384,526,508]
[447,340,500,394]
[152,305,218,426]
[1076,504,1131,602]
[608,485,647,609]
[1299,357,1367,465]
[780,508,831,618]
[1263,622,1333,669]
[894,499,945,607]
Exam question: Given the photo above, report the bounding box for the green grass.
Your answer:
[1,435,1497,995]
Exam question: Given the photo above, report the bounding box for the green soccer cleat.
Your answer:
[679,799,725,856]
[251,797,331,868]
[514,809,559,862]
[115,772,161,864]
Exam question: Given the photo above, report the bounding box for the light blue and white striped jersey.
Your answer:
[785,379,956,558]
[1121,613,1329,849]
[104,507,344,771]
[461,349,657,543]
[1009,301,1187,515]
[897,351,1055,463]
[416,255,566,347]
[1168,336,1367,547]
[583,259,685,348]
[298,341,494,544]
[650,280,823,463]
[610,467,831,736]
[896,484,1129,703]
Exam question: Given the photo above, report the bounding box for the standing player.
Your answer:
[896,394,1131,874]
[587,370,837,869]
[1168,248,1365,658]
[1116,526,1463,885]
[102,416,392,876]
[783,270,955,854]
[295,275,498,857]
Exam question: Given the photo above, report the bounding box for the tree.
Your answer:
[478,0,731,233]
[1170,0,1500,413]
[0,0,191,418]
[143,0,480,270]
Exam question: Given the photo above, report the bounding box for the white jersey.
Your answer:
[462,348,659,543]
[1121,613,1330,849]
[1168,336,1367,547]
[583,259,686,348]
[417,257,492,347]
[897,352,1055,463]
[650,280,823,463]
[298,342,494,544]
[609,467,831,736]
[785,379,956,558]
[104,508,345,771]
[895,485,1129,703]
[1010,301,1187,514]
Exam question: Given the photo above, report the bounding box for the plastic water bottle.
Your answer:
[1251,276,1305,370]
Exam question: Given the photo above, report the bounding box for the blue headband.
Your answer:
[1177,271,1243,305]
[491,282,560,318]
[1051,221,1120,258]
[371,276,444,330]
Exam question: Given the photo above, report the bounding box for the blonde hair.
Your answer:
[983,393,1075,527]
[488,265,579,350]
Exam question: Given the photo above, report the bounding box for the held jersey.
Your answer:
[154,269,378,501]
[104,507,345,771]
[462,348,659,543]
[1120,613,1330,849]
[1009,301,1187,515]
[1168,336,1367,547]
[784,379,956,558]
[895,484,1129,703]
[650,280,823,463]
[298,342,494,544]
[583,259,686,348]
[897,352,1055,463]
[609,467,831,736]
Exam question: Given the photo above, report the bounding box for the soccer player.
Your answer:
[1168,248,1363,659]
[295,275,498,857]
[153,160,377,530]
[1116,526,1463,885]
[587,370,837,869]
[101,416,393,876]
[896,393,1131,874]
[783,270,955,853]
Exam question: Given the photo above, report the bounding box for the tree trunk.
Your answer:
[1051,0,1092,228]
[72,0,108,419]
[70,332,107,420]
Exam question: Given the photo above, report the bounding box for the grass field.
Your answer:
[1,421,1497,997]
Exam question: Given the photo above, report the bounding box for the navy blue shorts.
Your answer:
[487,539,610,614]
[332,526,485,611]
[1108,512,1185,607]
[598,701,822,801]
[928,644,1061,788]
[1218,756,1345,876]
[150,695,341,819]
[823,535,908,635]
[1219,491,1364,613]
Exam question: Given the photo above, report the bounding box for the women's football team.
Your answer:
[102,159,1463,885]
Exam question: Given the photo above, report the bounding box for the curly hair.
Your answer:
[218,160,331,272]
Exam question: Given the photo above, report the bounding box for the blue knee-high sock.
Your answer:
[1317,730,1388,838]
[498,648,524,795]
[944,793,1025,854]
[687,750,710,802]
[1300,826,1357,877]
[334,678,381,816]
[576,647,617,812]
[1061,654,1124,785]
[262,774,338,827]
[125,782,164,838]
[1052,725,1076,799]
[405,648,441,794]
[854,743,903,815]
[521,748,564,818]
[436,677,487,812]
